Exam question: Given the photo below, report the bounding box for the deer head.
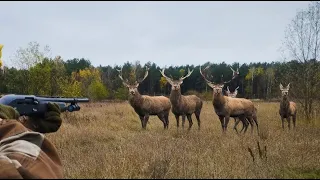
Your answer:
[230,66,240,79]
[226,86,239,98]
[279,83,290,97]
[159,67,194,91]
[117,66,149,96]
[199,65,225,96]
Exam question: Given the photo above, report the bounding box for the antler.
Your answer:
[199,65,215,87]
[137,66,149,83]
[221,74,232,84]
[230,66,240,79]
[116,66,129,87]
[230,67,235,74]
[179,68,194,81]
[159,67,173,84]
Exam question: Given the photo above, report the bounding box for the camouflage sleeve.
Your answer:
[0,119,63,179]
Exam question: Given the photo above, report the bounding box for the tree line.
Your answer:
[0,45,311,102]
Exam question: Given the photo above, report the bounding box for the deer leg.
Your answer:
[157,114,167,129]
[293,115,296,128]
[233,117,240,133]
[219,116,224,132]
[186,114,193,130]
[237,115,246,134]
[242,117,250,133]
[182,115,186,130]
[143,115,149,130]
[253,114,259,135]
[164,112,169,129]
[175,114,179,128]
[247,116,254,134]
[281,116,285,130]
[139,116,144,129]
[239,117,247,133]
[287,116,291,130]
[224,116,230,132]
[195,111,201,130]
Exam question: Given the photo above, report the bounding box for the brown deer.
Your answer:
[200,65,259,134]
[279,83,297,129]
[159,68,203,130]
[117,66,171,130]
[226,86,250,133]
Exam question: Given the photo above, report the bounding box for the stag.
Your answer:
[279,83,297,130]
[200,65,259,134]
[159,68,203,130]
[117,66,171,130]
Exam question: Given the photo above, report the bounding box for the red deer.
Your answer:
[200,65,259,134]
[159,68,203,130]
[279,83,297,129]
[117,66,171,130]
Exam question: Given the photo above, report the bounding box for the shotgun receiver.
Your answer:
[0,94,89,117]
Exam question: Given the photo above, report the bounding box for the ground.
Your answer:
[47,101,320,179]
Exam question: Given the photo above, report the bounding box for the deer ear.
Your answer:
[279,83,283,90]
[287,83,290,89]
[135,83,139,88]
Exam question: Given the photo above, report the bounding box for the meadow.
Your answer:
[47,101,320,179]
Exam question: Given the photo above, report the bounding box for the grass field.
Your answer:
[47,101,320,179]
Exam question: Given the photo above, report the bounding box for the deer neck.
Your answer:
[213,93,226,109]
[280,96,290,112]
[129,91,143,107]
[170,89,182,105]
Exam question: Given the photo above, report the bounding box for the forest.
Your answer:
[0,47,307,101]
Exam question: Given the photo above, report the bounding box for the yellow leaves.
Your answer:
[256,67,264,75]
[179,69,185,77]
[0,44,3,68]
[245,71,253,81]
[78,67,102,83]
[69,67,108,100]
[159,77,167,89]
[0,44,3,60]
[60,79,83,97]
[88,80,108,101]
[245,67,265,81]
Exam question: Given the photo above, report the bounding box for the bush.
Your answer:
[114,87,128,100]
[88,81,109,101]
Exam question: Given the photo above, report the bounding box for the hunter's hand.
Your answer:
[25,102,63,133]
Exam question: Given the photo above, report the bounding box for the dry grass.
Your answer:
[46,101,320,179]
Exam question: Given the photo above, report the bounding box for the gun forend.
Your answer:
[0,94,89,116]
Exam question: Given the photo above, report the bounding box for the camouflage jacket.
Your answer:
[0,119,63,179]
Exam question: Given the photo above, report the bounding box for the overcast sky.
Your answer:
[0,1,310,68]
